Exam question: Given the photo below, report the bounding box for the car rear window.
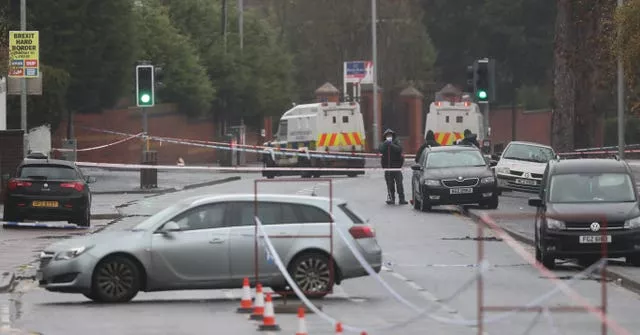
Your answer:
[339,204,364,224]
[19,165,78,180]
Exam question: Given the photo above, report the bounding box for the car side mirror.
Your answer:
[161,221,181,235]
[528,197,543,207]
[489,160,498,167]
[85,176,97,184]
[411,164,422,171]
[491,154,500,161]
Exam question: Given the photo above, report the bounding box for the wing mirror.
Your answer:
[411,164,422,171]
[528,197,543,207]
[85,176,97,184]
[491,154,500,161]
[161,221,181,235]
[489,160,498,167]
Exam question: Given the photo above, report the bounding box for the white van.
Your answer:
[263,101,366,178]
[425,101,485,145]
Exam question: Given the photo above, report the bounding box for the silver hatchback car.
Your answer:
[37,194,383,302]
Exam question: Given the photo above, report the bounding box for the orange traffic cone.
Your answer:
[295,306,308,335]
[250,283,265,320]
[258,293,281,331]
[236,277,253,313]
[335,322,343,335]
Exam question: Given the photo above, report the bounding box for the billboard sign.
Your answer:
[8,31,40,78]
[343,61,374,84]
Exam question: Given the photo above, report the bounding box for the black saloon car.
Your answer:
[529,157,640,269]
[2,154,95,226]
[411,145,499,211]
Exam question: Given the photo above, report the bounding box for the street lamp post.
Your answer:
[371,0,380,149]
[617,0,625,159]
[20,0,28,155]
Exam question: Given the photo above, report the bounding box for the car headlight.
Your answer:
[55,246,93,260]
[481,176,495,184]
[546,218,565,230]
[496,167,510,174]
[624,216,640,229]
[423,179,441,187]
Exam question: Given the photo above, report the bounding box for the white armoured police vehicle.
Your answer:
[262,101,367,178]
[424,100,486,146]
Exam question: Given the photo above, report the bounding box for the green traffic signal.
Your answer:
[477,90,488,100]
[140,93,151,104]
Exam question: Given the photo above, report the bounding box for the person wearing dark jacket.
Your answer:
[459,129,480,148]
[415,130,440,163]
[379,129,407,205]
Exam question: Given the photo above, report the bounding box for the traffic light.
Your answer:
[136,65,154,107]
[472,59,496,103]
[465,65,474,93]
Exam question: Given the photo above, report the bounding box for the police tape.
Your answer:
[74,161,405,172]
[52,133,143,152]
[256,215,613,333]
[72,124,639,161]
[77,125,418,159]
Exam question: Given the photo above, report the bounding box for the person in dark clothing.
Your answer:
[415,130,440,163]
[459,129,480,148]
[379,129,407,205]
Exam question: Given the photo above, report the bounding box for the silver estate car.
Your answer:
[37,194,383,303]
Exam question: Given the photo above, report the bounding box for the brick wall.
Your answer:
[0,130,24,203]
[489,107,604,153]
[52,104,266,165]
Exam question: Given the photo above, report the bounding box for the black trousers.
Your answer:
[384,171,405,200]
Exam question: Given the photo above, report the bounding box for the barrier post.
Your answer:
[475,212,615,335]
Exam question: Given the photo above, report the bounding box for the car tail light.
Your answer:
[349,225,376,239]
[60,182,85,192]
[7,180,32,191]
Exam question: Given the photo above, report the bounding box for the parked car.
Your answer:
[495,141,556,193]
[411,145,499,211]
[2,153,95,226]
[529,157,640,269]
[37,194,382,303]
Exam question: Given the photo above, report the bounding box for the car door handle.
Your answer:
[209,238,225,244]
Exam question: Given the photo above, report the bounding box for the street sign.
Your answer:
[8,31,39,78]
[343,61,374,84]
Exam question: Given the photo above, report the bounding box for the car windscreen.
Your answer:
[426,150,486,169]
[502,143,555,163]
[549,173,636,203]
[19,165,78,180]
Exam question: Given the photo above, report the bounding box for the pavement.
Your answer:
[0,171,637,334]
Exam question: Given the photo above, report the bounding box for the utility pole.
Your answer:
[371,0,380,149]
[222,0,228,53]
[238,0,244,52]
[617,0,625,159]
[20,0,28,155]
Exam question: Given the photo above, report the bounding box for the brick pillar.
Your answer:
[400,86,424,154]
[361,84,383,152]
[315,82,340,103]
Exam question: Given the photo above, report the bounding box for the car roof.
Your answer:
[183,193,347,208]
[20,157,77,168]
[427,145,480,152]
[550,158,629,175]
[507,141,553,149]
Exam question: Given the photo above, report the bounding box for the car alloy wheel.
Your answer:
[92,256,141,303]
[291,253,333,298]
